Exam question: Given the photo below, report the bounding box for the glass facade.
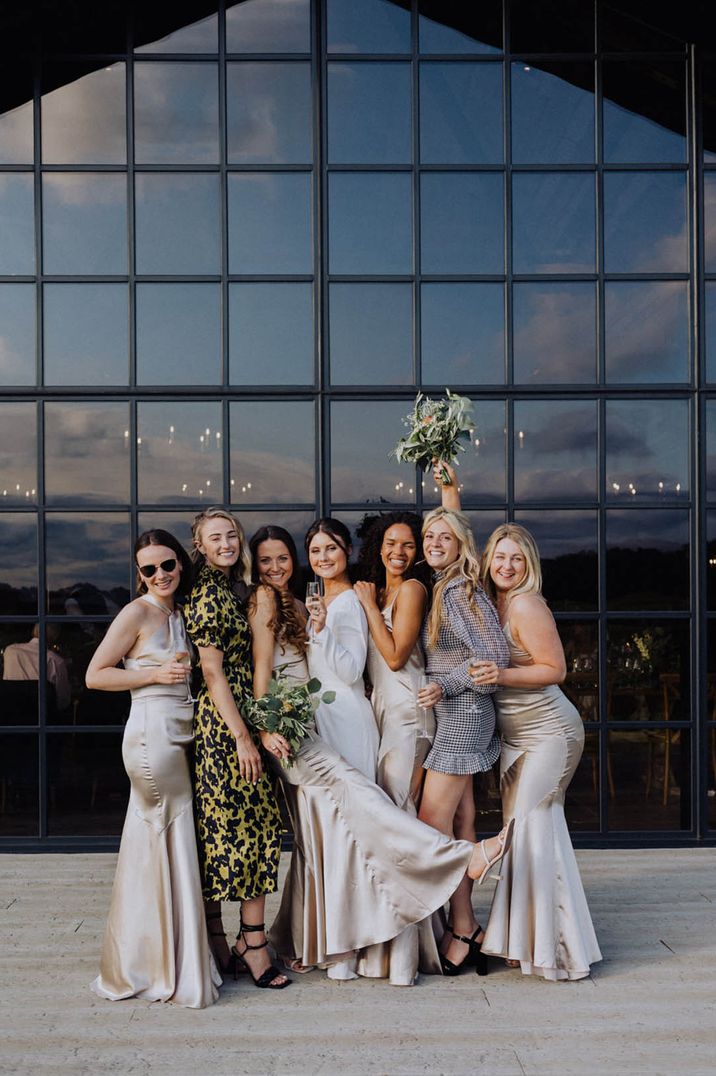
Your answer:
[0,0,713,847]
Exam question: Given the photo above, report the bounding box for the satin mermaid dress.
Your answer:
[91,596,221,1008]
[481,622,602,981]
[267,642,473,981]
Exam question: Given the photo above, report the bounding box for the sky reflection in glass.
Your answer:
[228,62,312,164]
[0,285,35,385]
[330,284,413,385]
[328,62,411,164]
[229,172,312,275]
[229,283,314,385]
[513,282,595,383]
[43,173,127,275]
[136,284,221,385]
[421,173,503,274]
[329,173,412,275]
[421,283,504,385]
[420,62,503,164]
[44,285,128,385]
[135,173,220,275]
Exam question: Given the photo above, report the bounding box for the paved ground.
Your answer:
[1,849,715,1075]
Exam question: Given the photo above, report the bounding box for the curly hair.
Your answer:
[355,511,431,596]
[248,525,308,656]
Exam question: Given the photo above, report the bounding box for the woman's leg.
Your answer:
[234,895,290,987]
[437,781,477,953]
[204,898,231,971]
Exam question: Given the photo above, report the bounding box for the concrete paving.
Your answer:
[1,849,715,1075]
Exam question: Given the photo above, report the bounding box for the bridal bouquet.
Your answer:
[247,666,335,766]
[391,390,474,486]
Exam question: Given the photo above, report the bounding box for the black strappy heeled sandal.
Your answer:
[230,922,292,989]
[440,926,488,978]
[206,911,243,977]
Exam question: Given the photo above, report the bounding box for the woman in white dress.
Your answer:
[87,529,220,1009]
[471,524,602,981]
[245,524,501,983]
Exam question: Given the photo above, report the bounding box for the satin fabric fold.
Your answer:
[481,625,602,982]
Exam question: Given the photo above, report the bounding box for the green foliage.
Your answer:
[391,390,474,485]
[246,669,334,766]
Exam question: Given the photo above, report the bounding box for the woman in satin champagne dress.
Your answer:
[245,524,494,983]
[87,529,220,1009]
[471,524,602,981]
[353,512,441,985]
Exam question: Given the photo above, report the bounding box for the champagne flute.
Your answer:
[416,672,431,739]
[305,580,323,623]
[175,649,194,703]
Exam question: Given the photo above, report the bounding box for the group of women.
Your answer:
[87,464,601,1009]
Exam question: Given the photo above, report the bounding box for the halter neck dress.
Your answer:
[91,595,221,1008]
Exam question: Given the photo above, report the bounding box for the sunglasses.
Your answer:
[138,558,178,579]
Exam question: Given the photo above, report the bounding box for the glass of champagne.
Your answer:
[175,649,193,703]
[305,580,323,623]
[416,672,431,739]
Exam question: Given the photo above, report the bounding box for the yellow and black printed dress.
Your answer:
[185,562,281,902]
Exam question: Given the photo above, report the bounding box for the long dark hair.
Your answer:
[249,525,308,655]
[304,517,352,560]
[134,529,193,600]
[356,511,431,594]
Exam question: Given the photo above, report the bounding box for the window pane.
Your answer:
[603,172,688,274]
[0,402,36,506]
[420,62,502,165]
[228,62,311,164]
[421,283,504,385]
[707,512,716,609]
[226,0,311,52]
[43,174,127,275]
[230,401,315,504]
[46,513,130,615]
[0,173,35,275]
[1,626,45,723]
[136,284,220,385]
[558,621,599,720]
[229,283,313,385]
[565,730,599,831]
[606,509,689,610]
[608,728,690,831]
[422,400,506,505]
[228,173,312,275]
[0,735,38,836]
[327,0,410,54]
[0,514,37,615]
[134,63,218,164]
[330,283,412,385]
[705,175,716,273]
[511,62,594,165]
[509,0,595,52]
[603,61,686,165]
[607,621,689,719]
[605,282,688,385]
[47,732,128,836]
[601,6,685,52]
[0,284,35,385]
[41,64,126,164]
[513,282,595,384]
[421,173,503,274]
[512,173,595,274]
[328,62,411,165]
[135,11,217,52]
[135,173,220,275]
[329,173,412,275]
[43,284,128,386]
[137,401,223,505]
[706,282,716,382]
[44,402,130,506]
[46,623,130,727]
[418,1,503,55]
[513,400,597,503]
[0,79,33,164]
[331,401,417,504]
[706,400,716,500]
[606,399,688,503]
[515,510,597,610]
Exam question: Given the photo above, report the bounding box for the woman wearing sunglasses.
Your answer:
[87,529,221,1009]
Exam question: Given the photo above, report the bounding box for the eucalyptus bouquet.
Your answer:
[247,666,335,766]
[391,390,474,485]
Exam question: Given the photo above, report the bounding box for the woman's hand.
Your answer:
[354,581,378,612]
[260,730,291,762]
[432,459,457,487]
[417,681,443,708]
[235,732,263,783]
[306,594,327,633]
[470,660,501,686]
[153,659,190,685]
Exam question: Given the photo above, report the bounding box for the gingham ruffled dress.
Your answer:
[423,577,510,776]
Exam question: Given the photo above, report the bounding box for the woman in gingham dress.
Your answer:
[416,506,513,977]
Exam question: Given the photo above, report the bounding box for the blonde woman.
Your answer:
[471,524,601,981]
[185,506,289,990]
[417,507,513,977]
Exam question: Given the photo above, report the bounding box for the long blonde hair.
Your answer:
[190,506,252,586]
[480,524,543,608]
[423,507,483,651]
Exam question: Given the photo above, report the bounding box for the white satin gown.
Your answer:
[481,622,602,981]
[267,640,473,982]
[91,596,221,1008]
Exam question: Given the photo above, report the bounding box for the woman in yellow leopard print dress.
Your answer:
[186,506,289,990]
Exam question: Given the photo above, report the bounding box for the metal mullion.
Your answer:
[317,0,328,517]
[218,0,229,396]
[597,393,608,835]
[37,397,47,839]
[411,0,420,394]
[504,29,512,390]
[127,43,136,389]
